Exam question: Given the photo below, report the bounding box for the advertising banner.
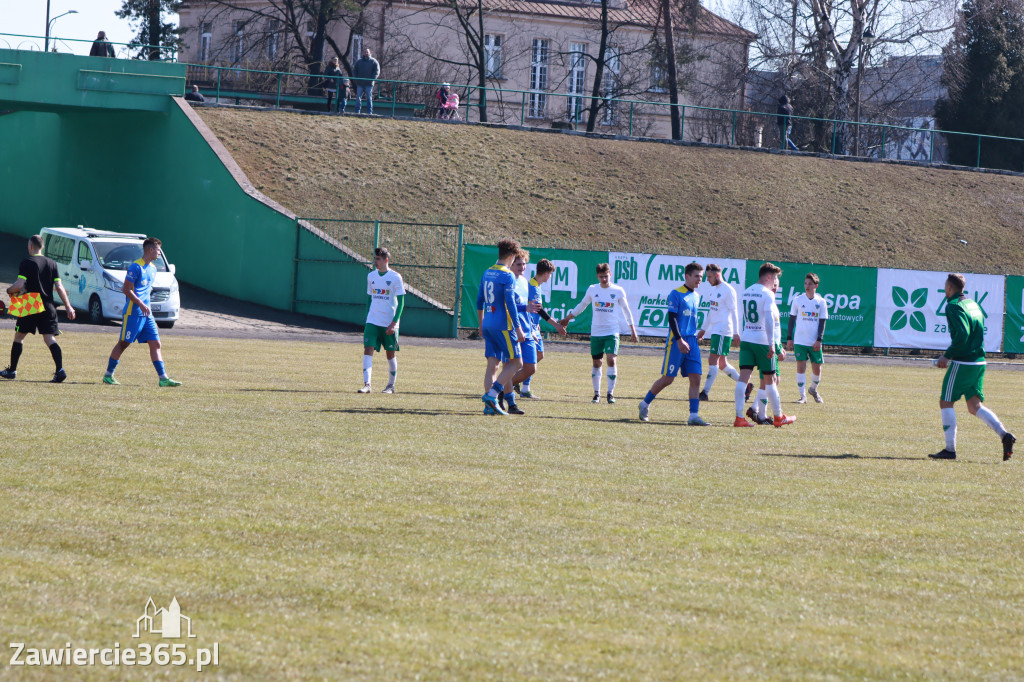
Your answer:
[609,252,747,336]
[745,261,877,347]
[874,269,1005,352]
[1003,276,1024,354]
[460,244,607,333]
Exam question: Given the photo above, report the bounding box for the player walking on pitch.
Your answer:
[929,273,1015,460]
[786,273,828,403]
[734,263,795,427]
[358,248,405,394]
[477,239,529,415]
[559,263,638,403]
[2,235,75,383]
[638,262,708,424]
[697,263,742,401]
[102,238,181,387]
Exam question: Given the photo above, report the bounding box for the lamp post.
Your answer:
[45,6,78,52]
[853,28,875,156]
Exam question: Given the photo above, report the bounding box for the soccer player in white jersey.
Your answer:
[786,272,829,403]
[734,262,796,427]
[696,263,742,401]
[749,277,786,425]
[358,247,405,394]
[559,263,638,403]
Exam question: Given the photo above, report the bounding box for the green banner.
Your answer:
[744,261,877,347]
[460,244,608,333]
[1005,276,1024,353]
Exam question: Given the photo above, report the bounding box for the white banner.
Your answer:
[609,253,748,336]
[874,269,1005,352]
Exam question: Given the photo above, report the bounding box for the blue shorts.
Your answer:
[661,334,701,377]
[120,315,160,344]
[521,337,540,364]
[483,327,521,362]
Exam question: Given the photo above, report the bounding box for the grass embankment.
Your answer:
[198,108,1024,273]
[2,332,1022,679]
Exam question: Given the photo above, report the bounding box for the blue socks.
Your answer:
[689,398,700,415]
[106,357,119,376]
[153,360,166,378]
[644,391,657,404]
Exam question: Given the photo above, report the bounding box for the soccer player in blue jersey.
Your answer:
[476,239,529,415]
[638,262,707,425]
[102,238,181,387]
[510,256,566,400]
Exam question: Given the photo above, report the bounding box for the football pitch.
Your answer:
[1,331,1022,679]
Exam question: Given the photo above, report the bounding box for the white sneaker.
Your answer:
[808,386,824,403]
[382,384,395,394]
[796,395,807,404]
[638,401,650,422]
[357,383,371,394]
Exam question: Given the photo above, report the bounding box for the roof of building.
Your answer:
[398,0,756,41]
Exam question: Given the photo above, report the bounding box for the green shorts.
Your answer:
[590,334,620,358]
[794,344,824,364]
[708,334,733,356]
[739,341,776,374]
[363,323,400,352]
[941,361,985,402]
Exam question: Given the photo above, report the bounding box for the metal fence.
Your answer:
[0,32,177,60]
[299,216,465,333]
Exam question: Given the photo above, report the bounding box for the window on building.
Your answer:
[649,45,668,93]
[485,34,503,78]
[350,32,363,58]
[232,20,245,65]
[529,38,549,119]
[199,22,212,62]
[602,45,620,125]
[266,19,279,61]
[567,42,587,122]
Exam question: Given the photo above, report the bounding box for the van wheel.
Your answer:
[88,296,104,325]
[157,321,175,329]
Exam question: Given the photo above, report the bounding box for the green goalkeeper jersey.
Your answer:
[944,294,986,363]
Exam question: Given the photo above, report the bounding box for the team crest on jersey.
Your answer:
[386,280,392,285]
[611,294,616,299]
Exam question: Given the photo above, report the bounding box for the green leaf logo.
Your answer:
[909,311,927,332]
[910,288,929,308]
[890,310,908,330]
[892,286,908,307]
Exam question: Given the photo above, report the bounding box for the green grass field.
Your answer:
[1,331,1022,680]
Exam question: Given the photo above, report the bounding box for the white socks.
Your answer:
[735,380,747,418]
[362,356,372,384]
[756,389,767,419]
[975,405,1007,437]
[387,357,398,386]
[723,363,740,381]
[811,373,821,390]
[941,407,957,451]
[592,367,602,393]
[796,372,806,397]
[767,383,782,417]
[704,366,719,394]
[607,372,617,395]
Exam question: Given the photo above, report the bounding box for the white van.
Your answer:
[40,227,181,328]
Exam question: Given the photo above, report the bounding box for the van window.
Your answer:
[45,235,74,265]
[92,241,169,272]
[78,241,93,263]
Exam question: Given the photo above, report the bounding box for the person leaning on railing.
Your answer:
[89,31,116,58]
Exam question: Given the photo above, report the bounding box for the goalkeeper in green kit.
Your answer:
[930,273,1015,461]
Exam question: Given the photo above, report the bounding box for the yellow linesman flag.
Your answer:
[9,292,44,317]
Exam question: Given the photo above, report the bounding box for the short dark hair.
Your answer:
[596,263,611,275]
[374,247,390,260]
[759,262,782,278]
[685,262,704,276]
[946,273,966,293]
[536,259,555,275]
[805,272,819,286]
[29,235,43,249]
[143,237,162,251]
[497,238,520,260]
[704,263,721,274]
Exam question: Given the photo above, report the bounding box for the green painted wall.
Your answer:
[0,49,454,336]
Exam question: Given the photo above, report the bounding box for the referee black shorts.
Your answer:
[14,309,59,336]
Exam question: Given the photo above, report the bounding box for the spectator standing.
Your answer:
[323,57,348,113]
[776,95,798,151]
[353,47,380,115]
[184,85,205,103]
[89,31,116,58]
